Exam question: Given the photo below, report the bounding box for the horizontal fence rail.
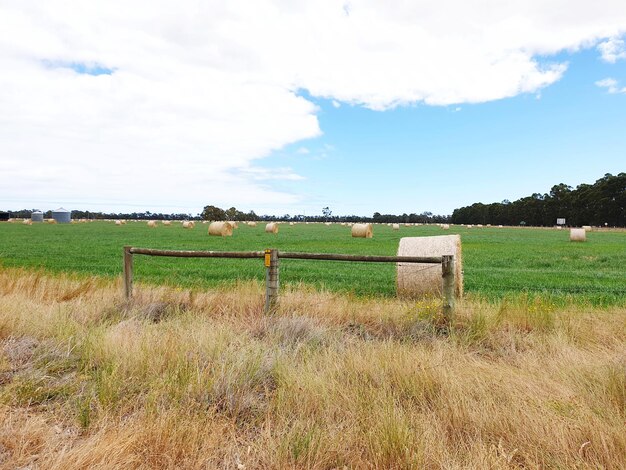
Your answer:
[123,247,456,324]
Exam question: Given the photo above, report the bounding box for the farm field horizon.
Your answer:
[1,221,624,306]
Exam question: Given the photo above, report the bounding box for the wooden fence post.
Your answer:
[123,246,133,300]
[441,254,455,326]
[264,249,279,313]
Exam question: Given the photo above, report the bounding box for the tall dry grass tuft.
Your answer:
[0,267,625,468]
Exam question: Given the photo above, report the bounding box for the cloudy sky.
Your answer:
[1,0,625,217]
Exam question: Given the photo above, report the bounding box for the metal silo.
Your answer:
[31,210,44,223]
[52,207,71,224]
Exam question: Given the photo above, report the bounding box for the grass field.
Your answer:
[0,221,625,306]
[1,270,625,468]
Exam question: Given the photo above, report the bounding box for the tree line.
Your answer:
[3,173,624,226]
[451,173,625,227]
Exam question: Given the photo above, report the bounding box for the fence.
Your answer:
[123,246,456,324]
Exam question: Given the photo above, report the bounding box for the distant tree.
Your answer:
[322,207,332,221]
[201,205,226,221]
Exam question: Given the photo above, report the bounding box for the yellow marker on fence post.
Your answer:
[264,249,279,314]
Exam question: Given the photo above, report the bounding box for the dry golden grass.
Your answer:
[0,268,625,469]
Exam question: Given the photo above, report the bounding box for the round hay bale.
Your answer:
[208,221,233,236]
[441,224,450,230]
[228,221,239,229]
[162,221,171,226]
[265,222,279,234]
[247,221,257,227]
[147,220,157,228]
[397,235,463,298]
[392,223,400,231]
[47,219,57,224]
[351,223,373,238]
[22,219,32,225]
[570,228,586,242]
[182,221,195,229]
[115,220,122,226]
[582,225,592,231]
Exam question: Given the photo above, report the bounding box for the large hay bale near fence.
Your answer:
[570,228,586,242]
[352,223,373,238]
[265,222,279,234]
[208,221,233,237]
[397,235,463,298]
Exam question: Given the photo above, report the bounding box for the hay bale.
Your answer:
[147,220,157,228]
[162,221,171,226]
[265,222,279,234]
[208,221,233,237]
[182,221,195,229]
[228,221,239,229]
[582,225,592,231]
[351,223,373,238]
[22,219,32,225]
[441,224,450,230]
[47,219,57,225]
[115,220,122,226]
[397,235,463,298]
[247,221,257,227]
[570,228,586,242]
[392,223,400,230]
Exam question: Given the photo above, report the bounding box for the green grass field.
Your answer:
[1,221,624,305]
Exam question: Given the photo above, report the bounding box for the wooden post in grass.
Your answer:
[123,246,133,300]
[264,249,279,313]
[441,255,455,326]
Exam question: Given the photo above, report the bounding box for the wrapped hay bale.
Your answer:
[397,235,463,298]
[392,223,400,230]
[147,220,157,228]
[570,228,586,242]
[265,222,279,234]
[208,221,233,237]
[351,223,373,238]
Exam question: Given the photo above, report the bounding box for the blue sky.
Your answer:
[264,48,626,216]
[1,1,625,217]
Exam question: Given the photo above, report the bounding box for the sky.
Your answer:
[1,1,625,217]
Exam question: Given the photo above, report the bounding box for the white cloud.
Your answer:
[598,36,626,63]
[331,100,341,108]
[296,147,310,154]
[1,1,626,212]
[595,77,626,93]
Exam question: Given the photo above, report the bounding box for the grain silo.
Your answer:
[52,207,71,224]
[31,210,44,223]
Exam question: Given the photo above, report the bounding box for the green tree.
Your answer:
[201,205,226,221]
